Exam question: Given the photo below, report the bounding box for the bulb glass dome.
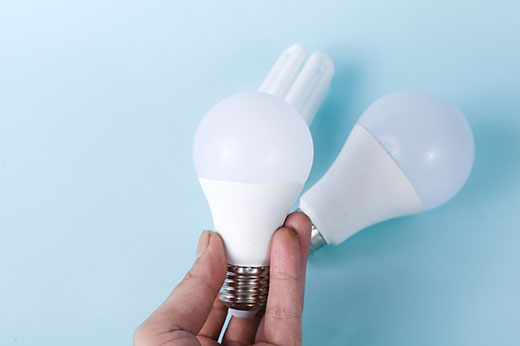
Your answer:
[193,92,313,184]
[357,90,475,210]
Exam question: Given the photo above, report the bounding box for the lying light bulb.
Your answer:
[299,90,475,249]
[193,45,334,317]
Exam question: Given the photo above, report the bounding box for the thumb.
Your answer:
[136,231,227,341]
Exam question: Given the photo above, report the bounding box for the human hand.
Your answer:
[134,211,312,346]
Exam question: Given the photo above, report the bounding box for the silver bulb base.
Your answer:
[310,224,327,253]
[219,265,270,312]
[296,208,328,253]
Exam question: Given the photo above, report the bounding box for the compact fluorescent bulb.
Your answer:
[194,45,334,317]
[299,90,475,249]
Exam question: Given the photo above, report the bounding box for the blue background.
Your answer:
[1,1,519,345]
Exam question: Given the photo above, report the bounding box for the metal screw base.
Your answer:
[219,265,269,311]
[310,224,327,253]
[296,209,327,253]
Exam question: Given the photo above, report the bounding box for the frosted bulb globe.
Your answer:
[194,92,313,185]
[357,90,474,210]
[299,90,475,248]
[193,91,313,314]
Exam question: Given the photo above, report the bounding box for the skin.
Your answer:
[133,212,312,346]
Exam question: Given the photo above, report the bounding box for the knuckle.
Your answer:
[266,305,301,321]
[271,268,299,282]
[180,269,219,292]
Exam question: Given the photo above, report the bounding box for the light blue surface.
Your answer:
[1,1,519,345]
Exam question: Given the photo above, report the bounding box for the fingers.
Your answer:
[258,227,303,345]
[134,231,227,345]
[222,310,264,345]
[283,211,312,307]
[197,296,228,341]
[222,212,311,346]
[134,212,312,346]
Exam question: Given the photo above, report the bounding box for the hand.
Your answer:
[134,212,312,346]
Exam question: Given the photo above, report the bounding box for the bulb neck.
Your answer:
[219,265,269,314]
[310,224,327,252]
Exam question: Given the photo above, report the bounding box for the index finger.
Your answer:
[258,227,303,345]
[283,211,312,307]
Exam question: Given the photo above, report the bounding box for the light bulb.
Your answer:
[299,90,475,249]
[259,44,335,125]
[193,45,333,317]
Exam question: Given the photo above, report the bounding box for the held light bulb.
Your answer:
[299,90,475,250]
[193,45,334,318]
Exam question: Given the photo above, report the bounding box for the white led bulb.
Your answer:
[194,45,334,317]
[300,90,475,248]
[194,92,313,266]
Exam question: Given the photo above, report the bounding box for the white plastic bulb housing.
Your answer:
[194,91,313,265]
[300,90,474,246]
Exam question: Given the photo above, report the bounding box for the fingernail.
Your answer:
[196,230,211,258]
